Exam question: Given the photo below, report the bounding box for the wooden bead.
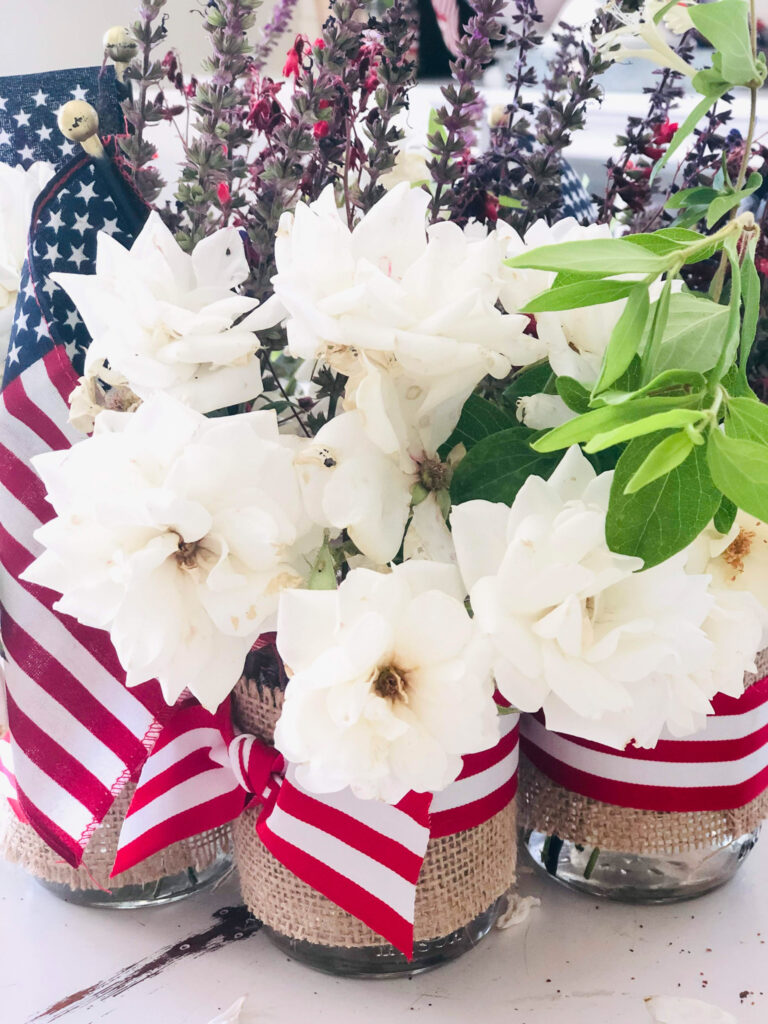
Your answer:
[57,101,104,158]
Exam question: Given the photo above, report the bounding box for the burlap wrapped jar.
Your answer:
[232,674,517,977]
[518,652,768,903]
[0,784,232,907]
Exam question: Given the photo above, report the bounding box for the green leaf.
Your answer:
[556,376,591,414]
[645,292,730,378]
[706,173,762,228]
[722,364,757,398]
[584,409,704,453]
[724,395,768,442]
[641,274,674,384]
[707,429,768,521]
[498,195,523,209]
[625,228,718,264]
[740,240,760,371]
[450,428,561,505]
[666,188,720,211]
[522,279,639,313]
[599,369,708,405]
[714,494,738,533]
[606,433,722,568]
[502,362,554,410]
[531,396,701,453]
[552,270,608,288]
[688,0,762,85]
[504,239,669,275]
[438,393,516,458]
[593,286,651,395]
[651,87,729,182]
[624,431,695,493]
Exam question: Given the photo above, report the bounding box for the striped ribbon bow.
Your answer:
[520,676,768,813]
[109,702,520,958]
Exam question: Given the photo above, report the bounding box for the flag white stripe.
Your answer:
[523,716,768,789]
[6,652,126,785]
[29,363,81,445]
[286,766,430,855]
[265,803,416,922]
[11,742,93,840]
[430,745,519,813]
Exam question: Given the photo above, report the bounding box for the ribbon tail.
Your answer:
[111,700,246,877]
[256,768,432,959]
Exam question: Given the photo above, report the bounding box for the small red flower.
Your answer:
[756,257,768,277]
[283,49,301,78]
[484,193,499,223]
[653,119,679,145]
[318,99,331,110]
[314,38,325,50]
[313,120,330,140]
[217,181,231,204]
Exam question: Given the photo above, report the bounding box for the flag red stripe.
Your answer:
[258,821,414,957]
[2,375,71,452]
[0,443,51,523]
[41,347,78,407]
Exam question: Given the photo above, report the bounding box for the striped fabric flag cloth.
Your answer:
[520,676,768,813]
[0,66,123,170]
[0,142,177,867]
[111,701,520,957]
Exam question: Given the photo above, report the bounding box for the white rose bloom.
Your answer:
[0,161,54,365]
[271,183,531,463]
[274,561,499,803]
[52,211,279,418]
[294,410,413,565]
[450,446,764,749]
[516,393,573,430]
[379,147,430,190]
[22,394,322,711]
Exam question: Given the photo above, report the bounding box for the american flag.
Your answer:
[0,66,124,170]
[0,142,174,867]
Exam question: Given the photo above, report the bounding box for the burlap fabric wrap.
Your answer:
[0,784,231,890]
[518,649,768,857]
[232,677,517,948]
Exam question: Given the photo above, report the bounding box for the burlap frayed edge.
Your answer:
[517,754,768,856]
[231,675,517,949]
[0,786,232,891]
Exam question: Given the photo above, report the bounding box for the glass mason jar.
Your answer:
[523,826,761,903]
[518,682,768,905]
[1,783,232,908]
[231,642,517,977]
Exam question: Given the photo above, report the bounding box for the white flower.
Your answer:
[594,1,697,76]
[0,162,54,363]
[294,410,413,564]
[686,511,768,627]
[22,394,321,711]
[52,212,279,418]
[380,147,430,190]
[516,393,573,430]
[271,184,531,467]
[450,446,764,749]
[662,2,696,35]
[274,561,499,803]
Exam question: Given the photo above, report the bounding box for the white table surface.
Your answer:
[1,838,766,1024]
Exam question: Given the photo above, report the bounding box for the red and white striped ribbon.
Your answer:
[520,677,768,814]
[430,0,463,55]
[117,706,519,957]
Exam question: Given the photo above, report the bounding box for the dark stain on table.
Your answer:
[28,905,262,1022]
